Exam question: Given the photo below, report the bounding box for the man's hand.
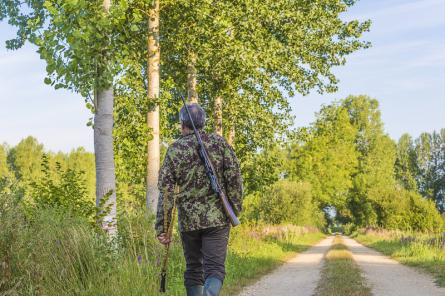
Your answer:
[157,233,171,245]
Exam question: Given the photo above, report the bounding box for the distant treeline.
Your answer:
[0,139,95,199]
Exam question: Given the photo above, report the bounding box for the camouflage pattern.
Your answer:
[155,132,243,235]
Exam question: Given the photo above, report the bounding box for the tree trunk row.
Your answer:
[95,0,235,232]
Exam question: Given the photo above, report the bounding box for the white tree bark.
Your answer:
[94,88,117,236]
[102,0,110,11]
[215,95,223,136]
[94,0,117,236]
[187,52,198,103]
[228,126,235,147]
[146,0,161,213]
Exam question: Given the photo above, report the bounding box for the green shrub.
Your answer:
[407,191,444,232]
[28,154,95,222]
[376,187,443,232]
[376,187,412,230]
[242,180,325,227]
[342,223,357,235]
[241,192,262,223]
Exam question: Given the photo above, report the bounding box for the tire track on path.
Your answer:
[343,236,445,296]
[238,236,333,296]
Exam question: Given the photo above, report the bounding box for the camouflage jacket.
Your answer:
[155,132,243,235]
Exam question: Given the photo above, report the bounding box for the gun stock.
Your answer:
[220,191,240,226]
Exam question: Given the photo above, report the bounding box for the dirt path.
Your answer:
[343,236,445,296]
[237,236,334,296]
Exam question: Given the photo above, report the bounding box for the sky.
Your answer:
[0,0,444,153]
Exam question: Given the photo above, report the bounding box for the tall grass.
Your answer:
[355,228,445,286]
[1,193,323,296]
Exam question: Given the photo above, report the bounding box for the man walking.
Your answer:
[155,103,243,296]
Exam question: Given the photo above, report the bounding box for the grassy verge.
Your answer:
[0,202,324,296]
[314,236,372,296]
[354,229,445,286]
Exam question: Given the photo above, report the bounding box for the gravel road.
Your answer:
[238,236,445,296]
[237,236,334,296]
[343,236,445,296]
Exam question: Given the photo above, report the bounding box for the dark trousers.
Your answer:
[180,226,230,287]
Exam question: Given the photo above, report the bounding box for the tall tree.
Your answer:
[415,130,445,212]
[430,130,445,212]
[0,144,9,178]
[187,51,199,103]
[146,0,161,212]
[287,96,399,226]
[242,144,287,195]
[94,0,117,234]
[288,103,358,214]
[342,96,397,226]
[214,95,223,136]
[395,134,417,190]
[0,0,123,234]
[415,132,432,198]
[7,136,44,183]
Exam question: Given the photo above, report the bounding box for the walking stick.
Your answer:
[160,186,177,293]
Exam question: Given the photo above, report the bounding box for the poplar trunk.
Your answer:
[214,96,223,136]
[187,52,198,103]
[228,126,235,146]
[94,88,117,235]
[94,0,117,236]
[146,0,161,213]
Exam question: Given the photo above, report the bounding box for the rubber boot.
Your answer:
[203,277,223,296]
[186,285,203,296]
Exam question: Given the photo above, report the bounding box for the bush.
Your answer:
[242,180,325,227]
[342,223,357,235]
[376,187,412,231]
[28,154,95,222]
[407,191,444,232]
[377,188,444,232]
